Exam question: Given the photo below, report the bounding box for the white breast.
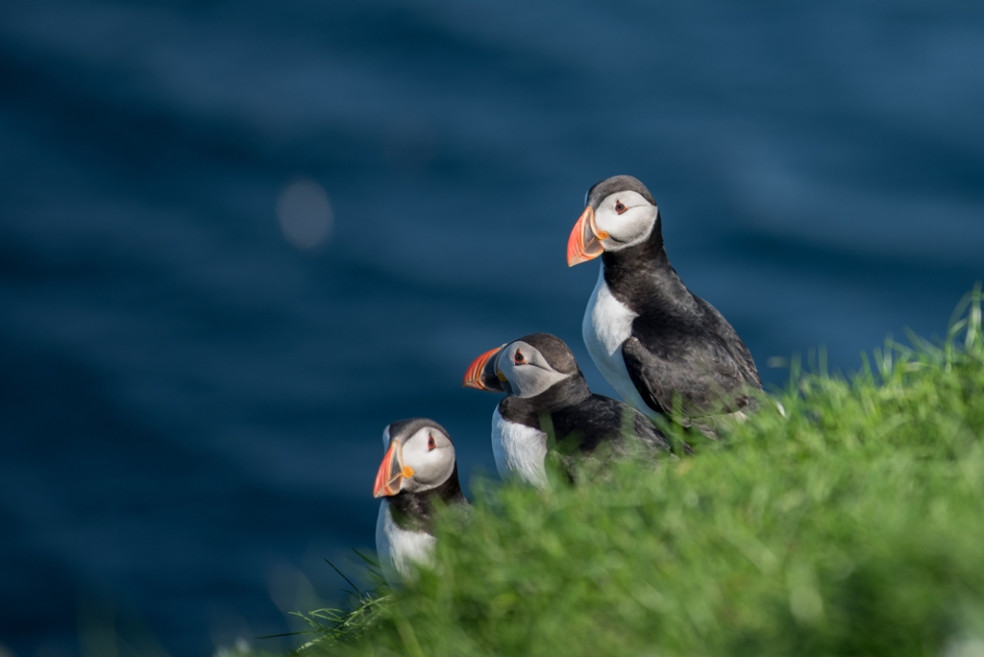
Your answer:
[375,501,436,587]
[491,406,548,489]
[582,267,658,418]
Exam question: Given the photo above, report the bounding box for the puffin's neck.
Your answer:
[501,373,592,427]
[388,467,465,534]
[531,372,593,410]
[601,212,695,311]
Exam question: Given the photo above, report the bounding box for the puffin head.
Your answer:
[567,175,659,266]
[373,418,457,498]
[462,332,579,398]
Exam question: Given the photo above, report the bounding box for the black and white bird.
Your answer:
[463,332,669,488]
[373,418,467,586]
[567,175,763,428]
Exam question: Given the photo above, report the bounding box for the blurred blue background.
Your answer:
[2,1,982,655]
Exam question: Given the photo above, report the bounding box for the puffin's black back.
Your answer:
[549,394,669,455]
[499,375,669,458]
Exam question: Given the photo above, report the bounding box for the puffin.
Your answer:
[566,175,763,429]
[462,332,669,488]
[373,418,467,586]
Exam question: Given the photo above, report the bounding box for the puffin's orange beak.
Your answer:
[462,345,505,391]
[567,205,607,266]
[373,441,413,498]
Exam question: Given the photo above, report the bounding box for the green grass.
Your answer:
[295,287,984,657]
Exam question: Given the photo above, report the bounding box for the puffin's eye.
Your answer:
[614,200,627,214]
[427,434,437,451]
[514,349,526,365]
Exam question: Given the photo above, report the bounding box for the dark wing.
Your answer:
[698,298,762,389]
[540,395,672,483]
[622,300,761,419]
[549,395,670,456]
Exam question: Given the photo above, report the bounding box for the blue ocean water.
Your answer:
[1,1,982,655]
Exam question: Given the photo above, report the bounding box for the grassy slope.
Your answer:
[300,290,984,657]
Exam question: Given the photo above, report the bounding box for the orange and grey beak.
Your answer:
[373,440,413,498]
[462,345,505,392]
[566,205,608,266]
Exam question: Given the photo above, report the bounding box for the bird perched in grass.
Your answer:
[567,175,763,431]
[373,418,467,586]
[463,332,669,488]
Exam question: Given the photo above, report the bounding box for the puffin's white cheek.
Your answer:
[409,452,454,489]
[499,363,519,394]
[593,214,616,242]
[608,211,654,249]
